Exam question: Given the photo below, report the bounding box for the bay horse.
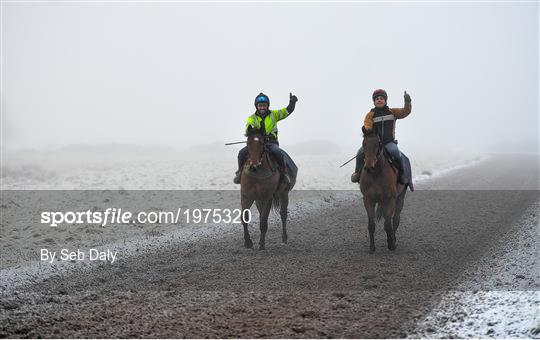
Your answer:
[360,126,407,253]
[240,128,291,250]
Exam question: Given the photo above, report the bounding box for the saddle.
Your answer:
[382,148,414,192]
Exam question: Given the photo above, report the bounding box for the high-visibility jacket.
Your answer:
[245,108,289,140]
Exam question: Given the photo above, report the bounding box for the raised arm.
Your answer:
[271,93,298,122]
[391,91,412,119]
[286,92,298,115]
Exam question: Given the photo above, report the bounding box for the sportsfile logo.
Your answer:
[40,208,252,227]
[41,208,133,227]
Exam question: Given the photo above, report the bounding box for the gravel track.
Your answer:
[1,154,538,338]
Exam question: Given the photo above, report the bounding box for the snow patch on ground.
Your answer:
[412,155,489,183]
[412,200,540,338]
[1,149,484,190]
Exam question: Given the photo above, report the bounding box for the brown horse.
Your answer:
[240,128,290,250]
[359,126,407,253]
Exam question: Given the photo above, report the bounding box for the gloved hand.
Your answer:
[404,91,411,103]
[289,92,298,103]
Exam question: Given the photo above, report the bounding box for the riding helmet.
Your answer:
[254,93,270,107]
[372,89,388,101]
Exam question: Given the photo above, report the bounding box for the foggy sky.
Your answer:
[2,2,538,152]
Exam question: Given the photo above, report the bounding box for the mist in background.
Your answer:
[2,2,539,155]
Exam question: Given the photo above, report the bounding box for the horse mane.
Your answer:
[362,126,378,138]
[246,127,264,137]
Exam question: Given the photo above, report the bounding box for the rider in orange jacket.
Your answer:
[351,89,412,183]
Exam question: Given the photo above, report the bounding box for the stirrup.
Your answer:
[282,172,291,185]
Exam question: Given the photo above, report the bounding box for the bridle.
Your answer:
[247,135,268,169]
[365,136,385,169]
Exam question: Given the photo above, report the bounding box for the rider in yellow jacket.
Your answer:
[234,92,298,184]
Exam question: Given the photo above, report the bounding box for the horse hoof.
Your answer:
[369,247,376,254]
[388,243,396,251]
[258,245,266,250]
[244,240,253,248]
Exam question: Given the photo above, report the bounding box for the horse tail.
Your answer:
[376,204,383,222]
[272,192,281,215]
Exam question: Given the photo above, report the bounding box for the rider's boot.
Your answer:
[233,169,241,184]
[234,148,248,184]
[351,153,364,183]
[395,157,407,184]
[274,150,291,185]
[398,171,407,184]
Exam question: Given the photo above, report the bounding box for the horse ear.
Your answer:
[246,126,257,137]
[246,127,262,137]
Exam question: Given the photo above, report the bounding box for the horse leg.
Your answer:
[241,196,254,249]
[393,190,407,234]
[383,200,397,251]
[280,192,289,244]
[258,199,272,250]
[363,197,376,253]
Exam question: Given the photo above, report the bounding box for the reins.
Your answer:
[365,138,385,170]
[247,136,275,172]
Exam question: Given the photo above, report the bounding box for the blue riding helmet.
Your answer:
[254,93,270,107]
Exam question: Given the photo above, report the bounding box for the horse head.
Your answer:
[246,127,266,169]
[362,126,382,172]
